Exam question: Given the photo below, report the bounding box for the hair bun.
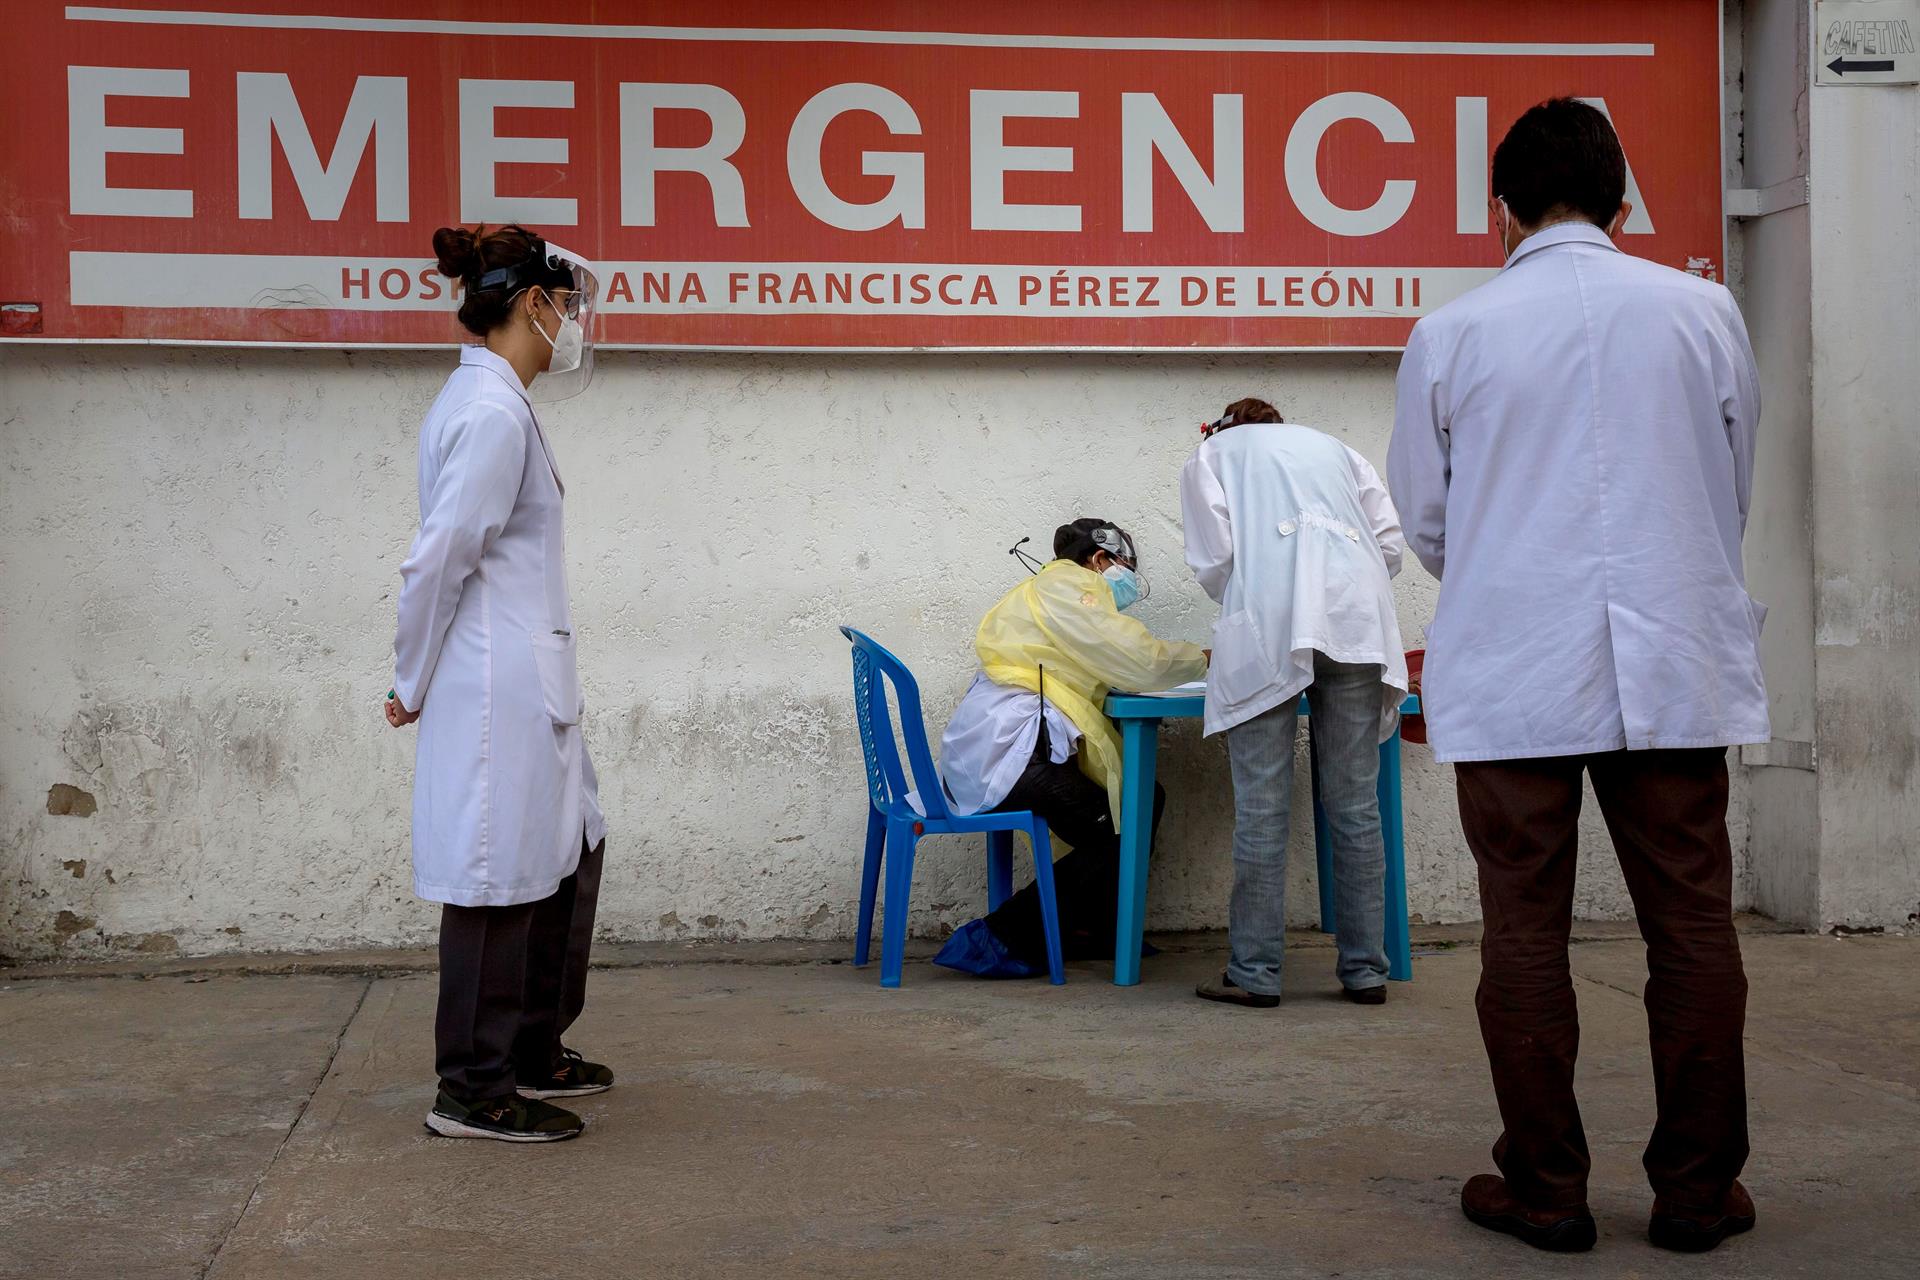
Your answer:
[432,225,482,280]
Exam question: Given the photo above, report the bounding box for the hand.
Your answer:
[385,692,420,728]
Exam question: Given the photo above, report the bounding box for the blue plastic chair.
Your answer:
[839,627,1065,987]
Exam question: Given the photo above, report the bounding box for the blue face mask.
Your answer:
[1103,564,1142,611]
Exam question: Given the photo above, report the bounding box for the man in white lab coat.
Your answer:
[1388,100,1766,1253]
[1181,398,1409,1008]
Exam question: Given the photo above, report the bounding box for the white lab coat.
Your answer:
[1386,222,1768,763]
[939,672,1083,816]
[393,346,605,906]
[1181,423,1410,739]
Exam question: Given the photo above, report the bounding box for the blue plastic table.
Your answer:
[1101,690,1421,987]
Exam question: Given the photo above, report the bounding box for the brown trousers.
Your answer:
[1456,749,1748,1211]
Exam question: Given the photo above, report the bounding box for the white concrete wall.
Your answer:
[1806,61,1920,931]
[1726,0,1920,935]
[1736,0,1823,923]
[1,345,1712,960]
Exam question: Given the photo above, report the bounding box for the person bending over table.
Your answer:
[1181,398,1411,1009]
[933,519,1209,978]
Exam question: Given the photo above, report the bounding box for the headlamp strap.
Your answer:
[473,237,554,295]
[1090,524,1135,566]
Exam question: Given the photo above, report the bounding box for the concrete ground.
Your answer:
[1,924,1913,1280]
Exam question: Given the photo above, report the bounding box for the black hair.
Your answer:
[1053,518,1132,568]
[1489,98,1626,228]
[431,223,574,336]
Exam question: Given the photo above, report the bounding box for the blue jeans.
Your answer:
[1225,653,1389,996]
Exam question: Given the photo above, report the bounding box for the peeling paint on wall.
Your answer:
[50,911,95,945]
[46,784,96,817]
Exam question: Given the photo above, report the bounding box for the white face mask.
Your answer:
[533,292,584,374]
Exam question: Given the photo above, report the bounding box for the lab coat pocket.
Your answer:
[1209,610,1275,708]
[529,631,583,726]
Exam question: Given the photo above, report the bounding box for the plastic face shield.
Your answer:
[528,241,599,404]
[1089,524,1137,566]
[1089,524,1150,601]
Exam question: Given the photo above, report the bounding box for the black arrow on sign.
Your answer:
[1828,56,1897,75]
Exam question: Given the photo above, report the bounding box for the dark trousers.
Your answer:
[983,734,1165,965]
[1455,749,1747,1211]
[435,838,605,1103]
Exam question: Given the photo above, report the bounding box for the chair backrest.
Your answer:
[839,626,952,822]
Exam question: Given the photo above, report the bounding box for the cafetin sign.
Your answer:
[2,0,1724,350]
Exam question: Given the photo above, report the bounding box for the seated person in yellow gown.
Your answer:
[935,519,1209,976]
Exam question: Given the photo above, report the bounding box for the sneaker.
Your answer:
[1195,969,1280,1008]
[425,1089,584,1142]
[517,1046,615,1099]
[1343,984,1387,1005]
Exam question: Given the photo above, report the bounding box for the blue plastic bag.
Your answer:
[932,918,1040,979]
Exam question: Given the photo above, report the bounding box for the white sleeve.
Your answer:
[1179,447,1234,604]
[1386,322,1450,581]
[1718,287,1763,533]
[391,405,525,712]
[1344,445,1406,580]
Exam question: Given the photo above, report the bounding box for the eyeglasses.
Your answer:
[515,286,582,320]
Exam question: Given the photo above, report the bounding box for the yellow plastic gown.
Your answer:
[976,559,1209,825]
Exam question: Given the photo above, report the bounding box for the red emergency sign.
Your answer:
[0,0,1725,349]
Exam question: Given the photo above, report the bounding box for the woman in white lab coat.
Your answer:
[1181,398,1409,1009]
[384,223,609,1143]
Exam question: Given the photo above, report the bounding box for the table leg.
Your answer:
[1112,717,1160,987]
[1378,728,1412,981]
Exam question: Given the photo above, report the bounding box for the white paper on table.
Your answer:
[1130,680,1207,697]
